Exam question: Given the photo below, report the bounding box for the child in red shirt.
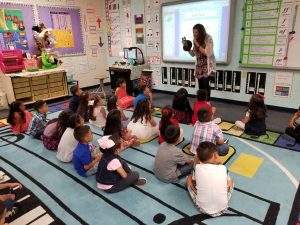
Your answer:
[192,89,220,125]
[115,78,135,109]
[159,106,184,144]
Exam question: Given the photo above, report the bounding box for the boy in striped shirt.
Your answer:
[190,107,229,162]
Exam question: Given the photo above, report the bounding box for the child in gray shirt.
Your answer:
[154,125,193,183]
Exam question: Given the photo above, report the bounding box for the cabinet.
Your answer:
[0,68,67,104]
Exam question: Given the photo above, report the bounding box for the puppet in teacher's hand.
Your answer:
[182,37,193,52]
[32,23,61,69]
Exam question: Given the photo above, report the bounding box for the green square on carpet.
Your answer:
[241,131,281,145]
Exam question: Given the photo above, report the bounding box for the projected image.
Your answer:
[162,0,232,63]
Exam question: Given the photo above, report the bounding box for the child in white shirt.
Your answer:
[186,141,234,217]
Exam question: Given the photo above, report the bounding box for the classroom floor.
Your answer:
[0,101,299,225]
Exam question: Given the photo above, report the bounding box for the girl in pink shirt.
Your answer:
[115,78,135,109]
[7,101,32,135]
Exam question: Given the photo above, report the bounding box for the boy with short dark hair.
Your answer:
[73,125,101,177]
[28,100,48,139]
[192,89,219,125]
[154,125,193,183]
[190,107,229,157]
[186,142,234,217]
[133,85,152,107]
[69,85,82,112]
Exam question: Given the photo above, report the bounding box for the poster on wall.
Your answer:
[105,0,121,57]
[37,6,84,56]
[273,71,293,97]
[135,14,144,45]
[0,3,35,53]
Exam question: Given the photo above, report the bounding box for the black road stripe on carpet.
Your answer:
[91,131,280,225]
[0,135,146,225]
[0,166,65,225]
[288,183,300,225]
[0,157,86,225]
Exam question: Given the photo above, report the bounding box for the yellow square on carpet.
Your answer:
[219,121,234,131]
[0,119,8,125]
[229,153,264,178]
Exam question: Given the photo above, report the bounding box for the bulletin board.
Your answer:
[0,2,35,53]
[37,5,85,56]
[241,0,300,69]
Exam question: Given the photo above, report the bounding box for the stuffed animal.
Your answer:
[32,23,61,69]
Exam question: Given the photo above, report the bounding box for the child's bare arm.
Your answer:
[100,107,106,118]
[242,115,250,124]
[288,113,298,128]
[149,116,157,127]
[227,176,234,189]
[0,183,22,190]
[84,156,101,170]
[116,166,128,179]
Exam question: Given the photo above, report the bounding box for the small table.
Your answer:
[93,77,108,99]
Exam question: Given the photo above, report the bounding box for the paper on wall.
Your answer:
[273,71,293,97]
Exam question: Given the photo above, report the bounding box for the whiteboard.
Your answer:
[161,0,234,64]
[241,0,300,70]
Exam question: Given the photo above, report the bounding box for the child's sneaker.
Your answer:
[135,178,147,186]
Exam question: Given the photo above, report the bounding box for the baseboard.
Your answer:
[152,89,296,113]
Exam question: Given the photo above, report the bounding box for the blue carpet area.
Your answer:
[0,109,299,225]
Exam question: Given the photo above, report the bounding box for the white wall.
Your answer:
[101,0,300,109]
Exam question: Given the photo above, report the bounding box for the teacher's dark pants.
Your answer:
[198,77,211,101]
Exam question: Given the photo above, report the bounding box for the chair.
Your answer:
[92,76,108,99]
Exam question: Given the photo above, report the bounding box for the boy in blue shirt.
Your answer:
[73,125,101,177]
[133,85,152,108]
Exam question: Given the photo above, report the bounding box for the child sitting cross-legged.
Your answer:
[73,125,101,177]
[285,106,300,143]
[107,95,129,125]
[186,142,234,217]
[89,96,107,128]
[127,99,159,141]
[115,78,135,109]
[42,110,73,151]
[7,101,32,135]
[159,106,184,144]
[104,109,139,152]
[235,94,267,136]
[192,89,220,125]
[28,100,48,139]
[77,92,93,122]
[190,106,229,158]
[69,85,83,113]
[57,113,84,162]
[133,85,152,108]
[154,125,193,183]
[96,134,146,193]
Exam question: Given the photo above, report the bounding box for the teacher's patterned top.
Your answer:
[193,34,216,79]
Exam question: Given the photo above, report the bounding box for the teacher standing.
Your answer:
[187,24,216,101]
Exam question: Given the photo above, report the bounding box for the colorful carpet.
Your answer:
[0,104,299,224]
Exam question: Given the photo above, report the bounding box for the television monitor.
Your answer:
[124,48,137,60]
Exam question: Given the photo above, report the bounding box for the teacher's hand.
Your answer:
[193,39,200,48]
